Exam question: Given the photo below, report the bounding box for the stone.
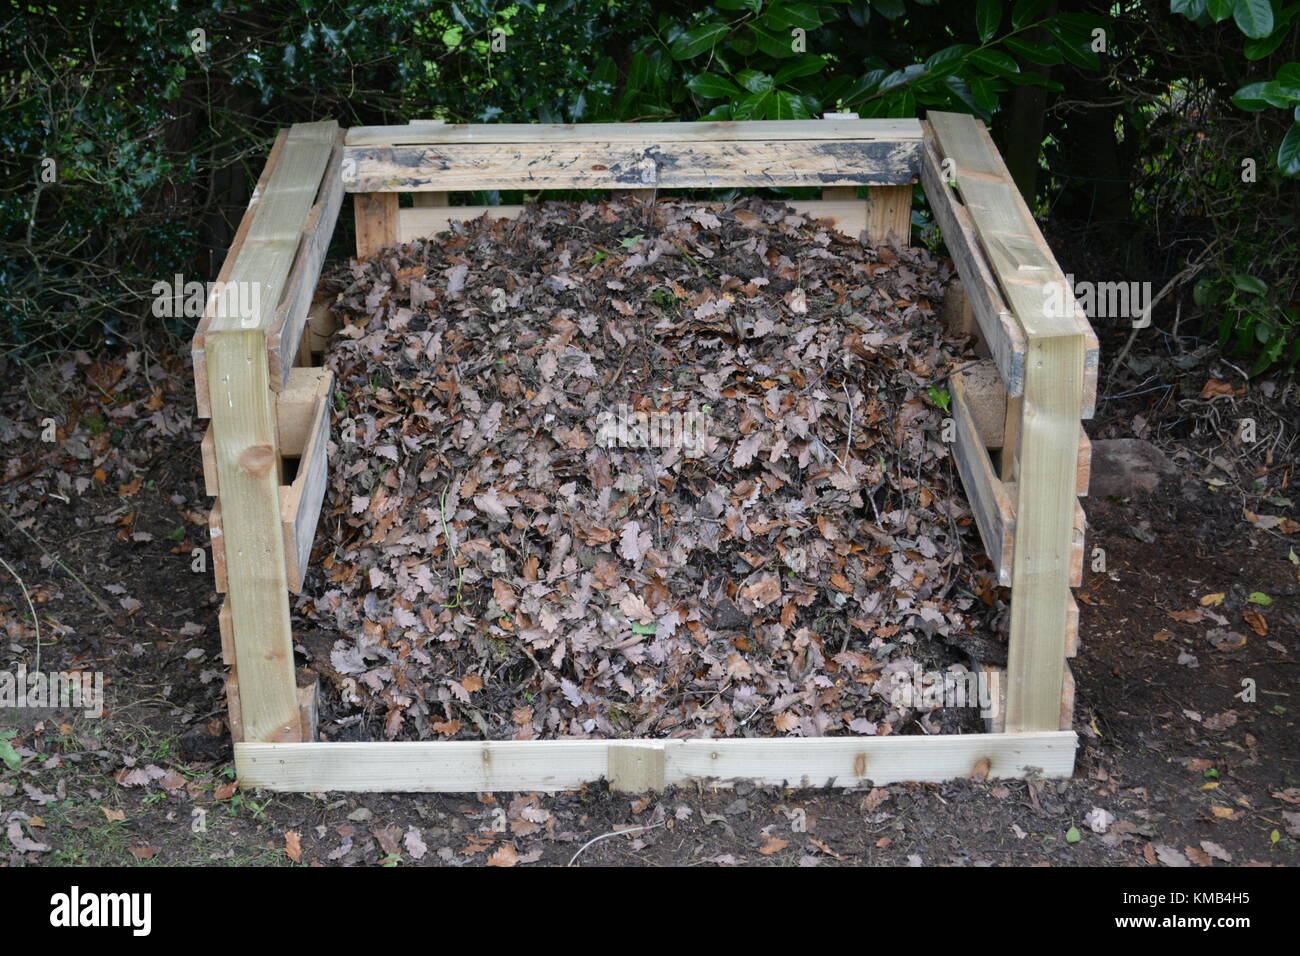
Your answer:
[1089,438,1179,496]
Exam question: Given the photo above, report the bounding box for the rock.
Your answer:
[1090,438,1179,497]
[710,599,750,632]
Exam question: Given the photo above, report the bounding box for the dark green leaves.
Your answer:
[976,0,1002,42]
[1279,122,1300,176]
[1232,0,1275,38]
[670,23,729,59]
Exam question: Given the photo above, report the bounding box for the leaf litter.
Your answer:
[299,196,1004,743]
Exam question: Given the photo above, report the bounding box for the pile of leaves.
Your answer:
[301,197,1005,743]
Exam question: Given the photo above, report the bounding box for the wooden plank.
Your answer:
[267,129,345,389]
[207,121,339,337]
[201,424,219,497]
[280,369,332,594]
[354,192,399,259]
[865,184,912,245]
[301,296,338,360]
[943,280,978,342]
[919,134,1026,395]
[209,499,227,593]
[411,192,449,208]
[1060,663,1076,731]
[926,113,1098,417]
[928,112,1084,734]
[235,731,1077,792]
[1065,593,1079,658]
[397,199,870,243]
[206,329,302,743]
[345,118,925,147]
[1001,395,1024,482]
[193,129,290,419]
[218,599,244,741]
[955,359,1007,449]
[608,742,667,792]
[342,139,921,193]
[276,367,329,455]
[1077,429,1092,497]
[950,368,1015,586]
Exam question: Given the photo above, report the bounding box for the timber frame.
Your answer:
[192,113,1097,793]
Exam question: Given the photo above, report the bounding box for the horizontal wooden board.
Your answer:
[397,198,873,243]
[346,118,924,147]
[343,139,921,193]
[235,731,1077,792]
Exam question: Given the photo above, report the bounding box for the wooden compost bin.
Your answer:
[191,113,1098,793]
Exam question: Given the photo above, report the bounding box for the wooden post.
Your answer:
[865,186,913,245]
[354,193,399,259]
[206,330,302,743]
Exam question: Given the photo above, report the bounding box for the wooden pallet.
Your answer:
[194,113,1093,792]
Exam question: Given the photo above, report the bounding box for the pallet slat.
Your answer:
[345,118,924,146]
[343,139,921,194]
[396,199,874,244]
[235,731,1077,793]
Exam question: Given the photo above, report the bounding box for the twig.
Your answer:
[0,554,42,672]
[567,822,664,867]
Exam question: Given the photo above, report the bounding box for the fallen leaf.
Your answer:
[487,844,520,867]
[758,836,789,855]
[285,830,303,864]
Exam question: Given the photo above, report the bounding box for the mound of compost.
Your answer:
[300,196,1003,742]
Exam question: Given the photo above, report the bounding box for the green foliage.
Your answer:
[1172,0,1300,175]
[1193,269,1300,374]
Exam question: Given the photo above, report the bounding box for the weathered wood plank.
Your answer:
[343,139,922,193]
[865,184,912,245]
[209,499,226,593]
[919,134,1026,394]
[345,118,924,147]
[955,359,1007,449]
[235,731,1076,792]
